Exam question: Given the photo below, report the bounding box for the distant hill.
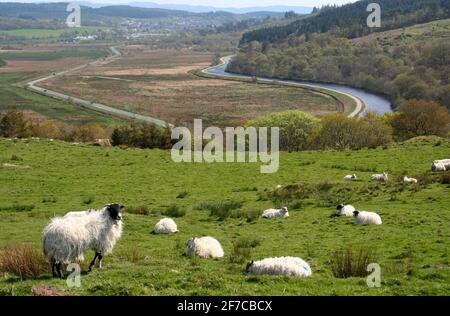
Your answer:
[240,0,450,44]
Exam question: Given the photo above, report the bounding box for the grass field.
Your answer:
[0,136,449,296]
[0,72,120,126]
[0,27,111,39]
[0,48,109,61]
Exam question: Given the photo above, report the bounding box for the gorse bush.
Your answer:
[330,247,376,278]
[0,244,48,279]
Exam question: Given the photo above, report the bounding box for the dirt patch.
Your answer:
[0,57,91,73]
[102,64,210,76]
[31,285,66,296]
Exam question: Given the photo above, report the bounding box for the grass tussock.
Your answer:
[194,201,243,221]
[330,247,376,279]
[0,244,48,279]
[229,237,261,264]
[125,205,151,216]
[0,204,35,212]
[163,205,186,218]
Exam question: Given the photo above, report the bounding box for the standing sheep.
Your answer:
[43,203,124,278]
[353,211,382,225]
[245,256,312,278]
[184,236,224,259]
[403,176,418,184]
[336,204,355,217]
[261,207,289,219]
[344,174,357,181]
[371,172,388,182]
[153,218,178,234]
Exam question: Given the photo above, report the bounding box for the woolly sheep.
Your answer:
[353,210,382,225]
[403,176,418,184]
[344,174,357,181]
[245,256,312,278]
[153,218,178,234]
[431,161,448,172]
[371,172,388,182]
[64,209,96,217]
[184,236,224,259]
[43,203,124,278]
[262,207,289,219]
[336,204,355,217]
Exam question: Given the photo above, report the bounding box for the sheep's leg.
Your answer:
[51,258,57,277]
[56,263,64,279]
[88,253,99,272]
[97,253,103,269]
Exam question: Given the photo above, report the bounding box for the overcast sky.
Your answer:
[0,0,358,8]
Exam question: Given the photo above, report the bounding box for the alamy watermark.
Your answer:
[66,3,81,28]
[171,119,280,174]
[367,3,381,28]
[366,263,381,288]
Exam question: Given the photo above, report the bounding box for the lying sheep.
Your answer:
[344,174,357,181]
[353,210,382,225]
[184,236,224,259]
[403,176,418,184]
[431,161,447,172]
[336,204,355,217]
[245,256,312,278]
[43,203,124,278]
[262,207,289,219]
[153,218,178,234]
[371,172,388,182]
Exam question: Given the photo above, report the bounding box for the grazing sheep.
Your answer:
[153,218,178,234]
[262,207,289,219]
[353,211,382,225]
[336,204,355,217]
[371,172,388,182]
[184,236,224,259]
[344,174,357,181]
[403,176,418,184]
[43,203,124,278]
[245,256,312,278]
[431,161,448,172]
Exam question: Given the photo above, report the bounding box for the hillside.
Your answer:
[240,0,449,44]
[0,137,449,295]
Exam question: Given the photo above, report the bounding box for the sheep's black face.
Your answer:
[353,211,359,217]
[107,204,124,221]
[337,204,344,210]
[245,261,254,273]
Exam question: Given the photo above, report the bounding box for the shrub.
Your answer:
[0,111,30,138]
[163,204,186,218]
[229,237,261,264]
[111,123,172,150]
[330,247,376,278]
[176,191,189,199]
[81,196,95,205]
[30,121,61,139]
[194,201,243,220]
[0,244,48,279]
[125,205,151,216]
[247,110,320,152]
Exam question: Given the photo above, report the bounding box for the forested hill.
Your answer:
[240,0,450,44]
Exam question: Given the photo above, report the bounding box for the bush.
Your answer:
[162,205,186,218]
[125,205,151,216]
[330,247,376,278]
[30,121,61,139]
[176,191,189,199]
[0,244,48,279]
[389,100,450,141]
[247,110,320,151]
[81,196,95,205]
[229,237,261,264]
[194,201,243,220]
[111,123,172,149]
[0,111,30,138]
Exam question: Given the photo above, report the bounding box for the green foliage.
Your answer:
[229,237,261,264]
[162,205,186,218]
[0,111,30,138]
[330,247,376,278]
[194,201,243,221]
[111,123,173,150]
[248,110,319,151]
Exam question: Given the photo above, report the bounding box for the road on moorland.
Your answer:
[24,46,173,128]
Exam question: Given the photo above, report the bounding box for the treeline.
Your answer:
[241,0,449,44]
[228,33,450,110]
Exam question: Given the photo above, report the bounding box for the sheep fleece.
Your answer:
[248,257,312,278]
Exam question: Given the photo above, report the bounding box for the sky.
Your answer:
[0,0,358,8]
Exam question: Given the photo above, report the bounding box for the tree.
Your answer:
[0,111,30,138]
[389,100,450,141]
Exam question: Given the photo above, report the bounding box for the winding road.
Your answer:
[202,56,393,117]
[25,46,173,128]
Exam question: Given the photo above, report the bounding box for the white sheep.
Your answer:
[64,209,96,217]
[336,204,355,217]
[153,218,178,234]
[431,161,447,172]
[43,203,124,278]
[261,207,289,219]
[184,236,224,259]
[353,210,382,225]
[403,176,418,184]
[371,172,388,182]
[245,256,312,278]
[344,174,357,181]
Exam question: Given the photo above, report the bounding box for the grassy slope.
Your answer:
[0,137,449,296]
[0,27,111,39]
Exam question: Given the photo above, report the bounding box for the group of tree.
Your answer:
[111,124,173,149]
[228,32,450,110]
